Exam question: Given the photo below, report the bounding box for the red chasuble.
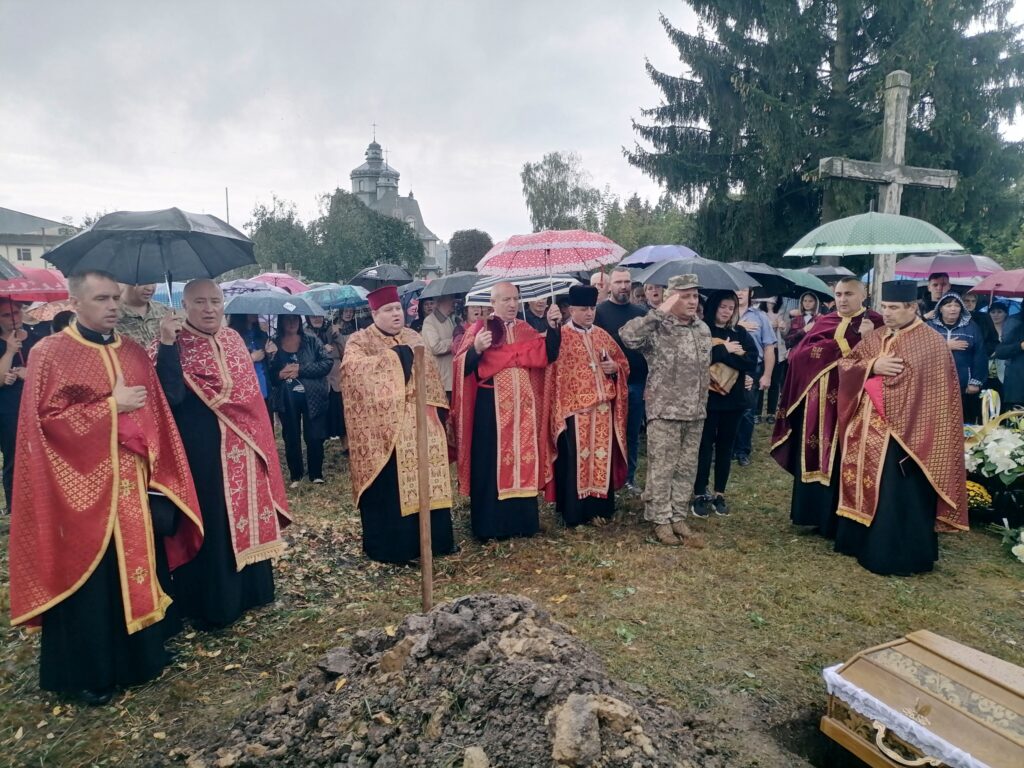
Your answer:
[542,325,629,500]
[451,319,548,500]
[177,326,291,568]
[340,326,452,514]
[836,319,968,532]
[10,326,203,634]
[771,308,883,484]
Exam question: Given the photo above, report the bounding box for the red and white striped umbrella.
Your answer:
[475,230,626,276]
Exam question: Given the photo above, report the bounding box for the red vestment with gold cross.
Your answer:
[10,326,203,634]
[771,308,883,485]
[836,319,968,532]
[176,326,290,568]
[542,324,629,501]
[451,319,548,500]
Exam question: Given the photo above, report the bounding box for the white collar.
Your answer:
[568,319,593,334]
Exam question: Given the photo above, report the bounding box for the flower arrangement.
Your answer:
[966,480,992,512]
[964,425,1024,486]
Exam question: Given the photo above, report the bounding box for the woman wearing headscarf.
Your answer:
[693,291,757,518]
[926,293,987,424]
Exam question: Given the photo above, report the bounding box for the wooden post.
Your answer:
[413,346,434,613]
[873,70,912,299]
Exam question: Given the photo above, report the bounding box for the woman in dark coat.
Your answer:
[693,291,758,518]
[228,314,274,418]
[926,293,988,424]
[306,315,344,439]
[268,315,332,486]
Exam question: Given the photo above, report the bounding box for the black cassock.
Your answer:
[553,418,615,527]
[157,345,274,629]
[464,331,560,541]
[834,441,939,576]
[358,344,455,564]
[786,405,840,538]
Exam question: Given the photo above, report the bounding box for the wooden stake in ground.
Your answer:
[817,70,959,302]
[413,345,433,612]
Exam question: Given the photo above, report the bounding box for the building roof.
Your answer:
[0,207,70,235]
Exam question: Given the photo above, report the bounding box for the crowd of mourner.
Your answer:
[3,265,1021,705]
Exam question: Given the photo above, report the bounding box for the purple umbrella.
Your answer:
[895,253,1002,278]
[619,244,700,267]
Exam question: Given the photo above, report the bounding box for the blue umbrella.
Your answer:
[620,244,700,267]
[301,282,368,310]
[224,290,325,317]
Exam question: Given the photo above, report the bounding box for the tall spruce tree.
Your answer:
[628,1,1024,262]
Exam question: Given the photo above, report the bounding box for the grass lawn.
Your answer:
[1,427,1022,766]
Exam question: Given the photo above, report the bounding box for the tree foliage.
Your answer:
[449,229,494,272]
[628,1,1024,262]
[246,191,424,283]
[521,152,603,231]
[601,193,696,254]
[246,196,315,273]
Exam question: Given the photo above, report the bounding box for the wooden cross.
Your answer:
[817,70,959,294]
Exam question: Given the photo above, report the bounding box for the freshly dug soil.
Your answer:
[172,594,732,767]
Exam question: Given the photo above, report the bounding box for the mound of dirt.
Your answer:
[173,594,729,767]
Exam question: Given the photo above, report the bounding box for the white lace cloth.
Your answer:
[823,664,991,768]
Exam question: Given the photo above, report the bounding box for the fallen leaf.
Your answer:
[14,727,23,741]
[224,664,241,671]
[153,732,167,740]
[334,677,348,692]
[51,706,62,716]
[372,712,393,725]
[384,625,397,637]
[550,594,569,604]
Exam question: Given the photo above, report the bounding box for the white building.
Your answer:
[0,207,77,269]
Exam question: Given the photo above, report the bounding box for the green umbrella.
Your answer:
[784,212,963,258]
[778,268,833,300]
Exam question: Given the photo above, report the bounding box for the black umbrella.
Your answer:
[349,264,413,289]
[419,271,481,299]
[44,208,255,285]
[397,279,427,297]
[729,262,793,297]
[224,291,325,317]
[635,258,761,292]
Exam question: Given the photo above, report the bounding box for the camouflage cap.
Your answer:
[666,274,700,292]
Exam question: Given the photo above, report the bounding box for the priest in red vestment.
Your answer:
[9,271,203,704]
[451,281,562,540]
[770,278,882,537]
[542,285,629,527]
[340,285,455,563]
[155,279,290,630]
[834,281,968,576]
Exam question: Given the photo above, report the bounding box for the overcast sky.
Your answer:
[2,1,1022,244]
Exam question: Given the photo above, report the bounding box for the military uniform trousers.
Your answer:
[642,417,704,524]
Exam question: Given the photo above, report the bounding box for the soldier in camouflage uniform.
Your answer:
[620,274,712,546]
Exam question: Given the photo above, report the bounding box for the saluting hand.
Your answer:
[473,330,493,353]
[872,355,905,377]
[113,373,147,413]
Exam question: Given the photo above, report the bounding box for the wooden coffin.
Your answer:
[821,630,1024,768]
